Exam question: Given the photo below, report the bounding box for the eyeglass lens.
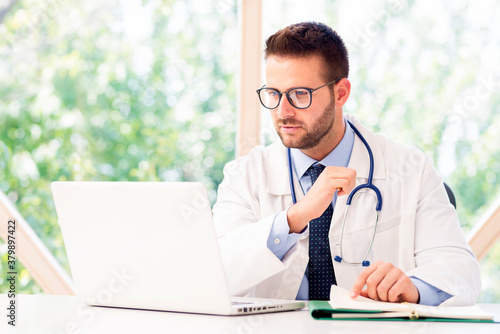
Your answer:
[259,88,311,109]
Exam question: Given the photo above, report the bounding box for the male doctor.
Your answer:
[213,22,480,306]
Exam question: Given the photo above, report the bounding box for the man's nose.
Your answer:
[276,95,295,119]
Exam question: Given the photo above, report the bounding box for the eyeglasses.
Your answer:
[256,78,342,110]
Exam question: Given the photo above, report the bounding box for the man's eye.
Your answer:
[295,89,309,96]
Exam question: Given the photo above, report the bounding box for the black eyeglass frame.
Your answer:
[256,78,343,110]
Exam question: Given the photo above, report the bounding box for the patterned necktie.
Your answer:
[308,163,336,300]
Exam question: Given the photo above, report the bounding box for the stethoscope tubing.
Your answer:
[287,120,382,267]
[345,120,383,211]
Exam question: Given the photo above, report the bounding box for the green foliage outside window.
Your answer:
[0,0,237,293]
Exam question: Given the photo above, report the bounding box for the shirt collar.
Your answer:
[290,119,355,178]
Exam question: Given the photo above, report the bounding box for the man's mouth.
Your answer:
[279,124,302,133]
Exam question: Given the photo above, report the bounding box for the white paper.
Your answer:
[328,285,493,320]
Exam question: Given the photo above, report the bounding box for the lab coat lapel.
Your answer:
[266,143,304,206]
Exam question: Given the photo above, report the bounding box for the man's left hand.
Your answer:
[350,261,419,303]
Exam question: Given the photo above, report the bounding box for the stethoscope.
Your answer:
[287,120,382,267]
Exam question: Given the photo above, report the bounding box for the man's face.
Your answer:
[265,55,337,151]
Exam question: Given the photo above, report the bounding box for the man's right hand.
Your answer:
[287,166,356,233]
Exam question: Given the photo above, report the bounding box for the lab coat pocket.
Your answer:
[372,214,415,272]
[332,213,402,267]
[370,218,401,263]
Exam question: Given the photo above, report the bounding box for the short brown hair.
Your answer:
[264,22,349,82]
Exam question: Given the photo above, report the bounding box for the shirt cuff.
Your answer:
[267,210,306,260]
[410,276,453,306]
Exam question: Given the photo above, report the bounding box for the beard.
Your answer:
[275,100,336,150]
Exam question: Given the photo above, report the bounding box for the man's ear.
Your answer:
[335,78,351,107]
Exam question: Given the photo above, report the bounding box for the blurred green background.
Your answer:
[0,0,499,302]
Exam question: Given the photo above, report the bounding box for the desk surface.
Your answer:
[1,294,499,334]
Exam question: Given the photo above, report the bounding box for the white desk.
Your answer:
[1,294,499,334]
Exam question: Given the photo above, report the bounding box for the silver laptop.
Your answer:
[51,181,305,315]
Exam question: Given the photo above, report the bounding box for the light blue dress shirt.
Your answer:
[266,120,452,305]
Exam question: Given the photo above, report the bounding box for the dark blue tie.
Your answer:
[308,163,336,300]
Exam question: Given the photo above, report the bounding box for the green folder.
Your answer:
[308,300,494,322]
[308,286,495,322]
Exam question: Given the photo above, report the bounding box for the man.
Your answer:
[213,22,480,306]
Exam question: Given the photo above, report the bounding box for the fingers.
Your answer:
[290,166,357,228]
[350,262,419,303]
[387,276,410,303]
[350,264,377,298]
[367,264,401,301]
[318,166,357,196]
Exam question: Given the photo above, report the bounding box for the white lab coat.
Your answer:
[213,114,480,306]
